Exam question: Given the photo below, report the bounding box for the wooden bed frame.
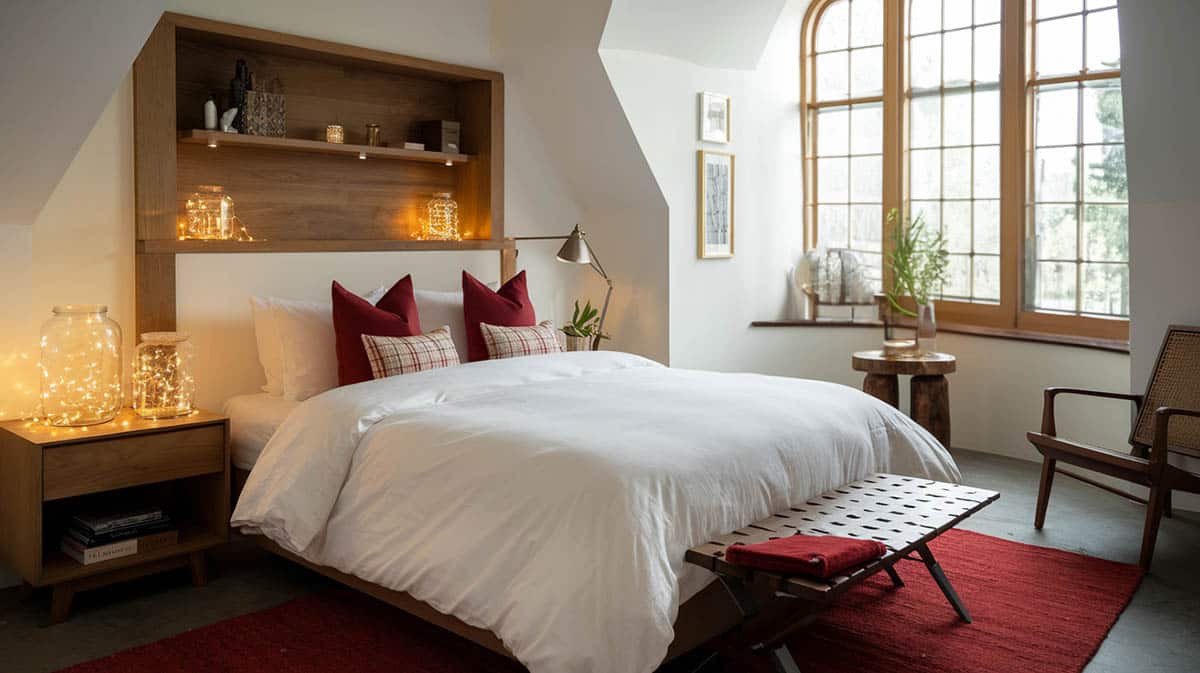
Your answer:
[232,469,742,664]
[135,13,748,666]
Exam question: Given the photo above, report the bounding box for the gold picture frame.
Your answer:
[697,150,735,259]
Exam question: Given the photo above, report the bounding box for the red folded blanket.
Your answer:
[724,535,887,578]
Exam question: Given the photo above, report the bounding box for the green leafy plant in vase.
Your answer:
[884,208,949,355]
[561,300,610,351]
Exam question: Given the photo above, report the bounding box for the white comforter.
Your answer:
[232,351,958,673]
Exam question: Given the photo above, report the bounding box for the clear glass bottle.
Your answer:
[39,305,123,426]
[132,332,196,419]
[419,192,462,241]
[182,185,242,240]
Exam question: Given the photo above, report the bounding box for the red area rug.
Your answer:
[57,529,1142,673]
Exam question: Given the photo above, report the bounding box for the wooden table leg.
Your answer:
[910,374,950,447]
[863,373,900,408]
[189,551,209,587]
[49,584,75,625]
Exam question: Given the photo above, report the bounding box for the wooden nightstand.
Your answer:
[0,409,229,623]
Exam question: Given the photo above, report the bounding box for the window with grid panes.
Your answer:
[1027,0,1127,318]
[907,0,1002,303]
[809,0,885,290]
[800,0,1129,341]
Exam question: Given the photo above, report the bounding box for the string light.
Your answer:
[39,305,122,427]
[180,186,255,241]
[132,332,195,419]
[416,192,462,241]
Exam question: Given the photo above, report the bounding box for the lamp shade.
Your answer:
[555,224,592,265]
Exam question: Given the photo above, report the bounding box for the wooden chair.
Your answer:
[1028,325,1200,570]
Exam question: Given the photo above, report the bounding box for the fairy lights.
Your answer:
[132,332,195,419]
[417,192,462,241]
[39,305,123,427]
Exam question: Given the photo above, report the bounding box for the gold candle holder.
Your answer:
[326,124,345,144]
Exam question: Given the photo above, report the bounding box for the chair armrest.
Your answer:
[1151,406,1200,465]
[1041,387,1145,436]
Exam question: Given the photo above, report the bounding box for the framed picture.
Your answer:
[697,150,734,259]
[699,92,731,143]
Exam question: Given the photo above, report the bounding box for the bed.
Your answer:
[230,350,958,673]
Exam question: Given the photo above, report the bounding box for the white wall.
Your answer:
[1119,0,1200,391]
[600,0,1132,463]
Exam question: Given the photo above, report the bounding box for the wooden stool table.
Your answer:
[852,350,956,447]
[686,474,998,673]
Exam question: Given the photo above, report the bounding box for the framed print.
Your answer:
[697,150,734,259]
[699,92,731,143]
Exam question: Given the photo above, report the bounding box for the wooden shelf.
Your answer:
[139,238,514,254]
[179,130,471,164]
[41,523,223,585]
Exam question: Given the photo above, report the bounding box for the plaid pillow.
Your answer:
[480,320,564,360]
[360,326,461,379]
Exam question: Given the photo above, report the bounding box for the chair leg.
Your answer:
[1164,490,1173,519]
[1034,457,1056,530]
[1140,486,1168,570]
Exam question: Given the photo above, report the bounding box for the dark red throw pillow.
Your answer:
[462,270,535,362]
[332,276,422,386]
[724,535,887,579]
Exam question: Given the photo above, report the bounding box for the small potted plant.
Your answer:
[561,300,609,351]
[885,208,949,354]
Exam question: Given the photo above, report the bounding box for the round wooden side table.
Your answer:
[852,350,957,447]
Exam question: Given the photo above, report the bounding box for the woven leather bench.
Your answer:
[685,473,999,673]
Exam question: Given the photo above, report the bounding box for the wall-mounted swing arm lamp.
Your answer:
[512,224,612,350]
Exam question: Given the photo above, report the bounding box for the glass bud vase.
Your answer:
[39,305,123,426]
[132,332,196,419]
[916,301,937,354]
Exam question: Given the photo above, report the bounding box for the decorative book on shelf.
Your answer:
[60,506,179,566]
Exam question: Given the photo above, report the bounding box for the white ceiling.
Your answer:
[601,0,792,70]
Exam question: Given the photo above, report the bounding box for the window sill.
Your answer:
[749,319,1130,354]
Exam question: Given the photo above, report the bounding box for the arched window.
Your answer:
[800,0,1128,341]
[804,0,885,289]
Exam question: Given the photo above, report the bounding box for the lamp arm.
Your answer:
[593,278,614,351]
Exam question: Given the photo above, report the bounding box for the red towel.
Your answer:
[724,535,887,578]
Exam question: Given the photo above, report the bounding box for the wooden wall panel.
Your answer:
[134,20,177,240]
[175,38,458,147]
[176,144,457,240]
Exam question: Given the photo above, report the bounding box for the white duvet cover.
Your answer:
[232,351,958,673]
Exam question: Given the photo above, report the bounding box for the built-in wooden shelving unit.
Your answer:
[133,12,507,334]
[178,130,472,164]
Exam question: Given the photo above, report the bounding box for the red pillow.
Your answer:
[332,276,422,386]
[462,270,535,361]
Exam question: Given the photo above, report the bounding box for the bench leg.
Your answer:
[884,564,904,588]
[915,543,971,623]
[718,576,804,673]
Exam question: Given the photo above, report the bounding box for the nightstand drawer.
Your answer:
[43,425,224,501]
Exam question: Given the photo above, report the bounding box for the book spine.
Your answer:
[72,511,166,535]
[60,537,138,565]
[66,521,172,547]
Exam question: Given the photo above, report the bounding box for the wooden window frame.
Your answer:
[800,0,1130,343]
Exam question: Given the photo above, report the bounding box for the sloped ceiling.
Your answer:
[0,0,164,228]
[601,0,788,69]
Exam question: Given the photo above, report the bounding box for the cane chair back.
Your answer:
[1131,325,1200,459]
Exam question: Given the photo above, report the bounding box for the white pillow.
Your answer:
[414,289,470,364]
[250,286,386,400]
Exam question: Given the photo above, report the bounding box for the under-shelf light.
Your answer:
[206,134,218,149]
[444,159,454,167]
[358,151,367,160]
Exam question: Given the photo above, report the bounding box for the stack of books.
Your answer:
[60,507,178,565]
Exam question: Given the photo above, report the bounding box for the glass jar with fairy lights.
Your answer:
[418,192,462,241]
[131,332,196,419]
[38,305,123,426]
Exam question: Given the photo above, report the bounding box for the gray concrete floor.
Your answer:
[1,449,1197,672]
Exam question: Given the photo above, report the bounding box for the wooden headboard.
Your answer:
[133,12,515,336]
